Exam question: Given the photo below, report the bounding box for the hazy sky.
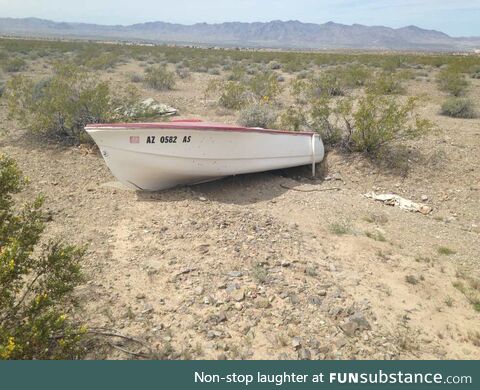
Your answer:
[1,0,480,37]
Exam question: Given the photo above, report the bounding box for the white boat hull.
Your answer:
[85,122,324,191]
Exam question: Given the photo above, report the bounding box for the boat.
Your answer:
[84,119,324,191]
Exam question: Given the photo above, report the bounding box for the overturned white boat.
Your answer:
[85,120,324,191]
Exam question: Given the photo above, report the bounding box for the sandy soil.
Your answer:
[1,57,479,360]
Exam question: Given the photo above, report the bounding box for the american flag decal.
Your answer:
[130,136,140,144]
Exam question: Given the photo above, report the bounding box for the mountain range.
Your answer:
[1,17,480,52]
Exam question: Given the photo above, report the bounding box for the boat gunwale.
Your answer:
[85,122,316,137]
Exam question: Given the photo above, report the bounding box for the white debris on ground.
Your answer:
[363,192,433,215]
[116,98,177,118]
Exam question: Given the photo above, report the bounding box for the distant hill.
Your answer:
[1,17,480,52]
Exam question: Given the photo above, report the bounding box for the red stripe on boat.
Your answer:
[85,120,315,136]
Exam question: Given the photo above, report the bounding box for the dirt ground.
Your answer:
[1,57,479,360]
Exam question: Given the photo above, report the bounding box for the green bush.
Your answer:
[470,66,480,79]
[4,63,114,142]
[440,97,476,118]
[278,106,308,131]
[436,67,469,96]
[308,97,343,146]
[238,104,277,128]
[308,72,345,97]
[2,57,27,73]
[345,95,432,155]
[338,64,372,88]
[219,81,249,109]
[144,65,176,90]
[128,72,143,83]
[248,71,282,101]
[175,67,190,79]
[367,72,405,95]
[0,155,85,360]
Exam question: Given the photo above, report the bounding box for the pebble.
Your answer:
[292,337,302,350]
[298,348,312,360]
[230,289,245,302]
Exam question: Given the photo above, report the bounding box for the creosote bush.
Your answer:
[238,104,277,129]
[343,95,432,154]
[4,63,114,142]
[144,65,176,90]
[0,155,85,359]
[440,97,476,118]
[278,93,432,155]
[367,72,405,95]
[436,67,469,96]
[2,57,27,73]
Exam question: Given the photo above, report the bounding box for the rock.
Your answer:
[199,197,207,201]
[421,195,429,201]
[308,295,323,305]
[197,244,210,254]
[350,312,371,330]
[335,337,348,349]
[136,293,146,300]
[255,298,271,309]
[230,289,245,302]
[226,282,239,293]
[207,330,222,339]
[292,337,302,350]
[194,286,204,296]
[234,302,243,310]
[340,321,358,337]
[305,267,317,277]
[218,311,228,323]
[141,305,154,314]
[289,294,300,305]
[318,290,327,296]
[317,345,331,354]
[298,348,312,360]
[227,271,243,278]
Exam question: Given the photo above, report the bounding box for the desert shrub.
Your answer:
[227,65,248,82]
[296,70,311,80]
[219,81,249,109]
[344,95,432,155]
[470,66,480,79]
[248,72,282,101]
[207,68,221,75]
[278,106,308,131]
[436,67,469,96]
[308,72,345,97]
[0,81,5,98]
[339,64,372,88]
[2,57,27,73]
[308,97,344,146]
[367,72,405,95]
[84,53,120,70]
[381,56,406,72]
[175,66,190,79]
[238,104,277,128]
[4,63,114,142]
[0,154,85,359]
[440,97,476,118]
[269,61,281,70]
[144,65,176,90]
[128,72,143,83]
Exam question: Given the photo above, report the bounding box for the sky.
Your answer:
[1,0,480,37]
